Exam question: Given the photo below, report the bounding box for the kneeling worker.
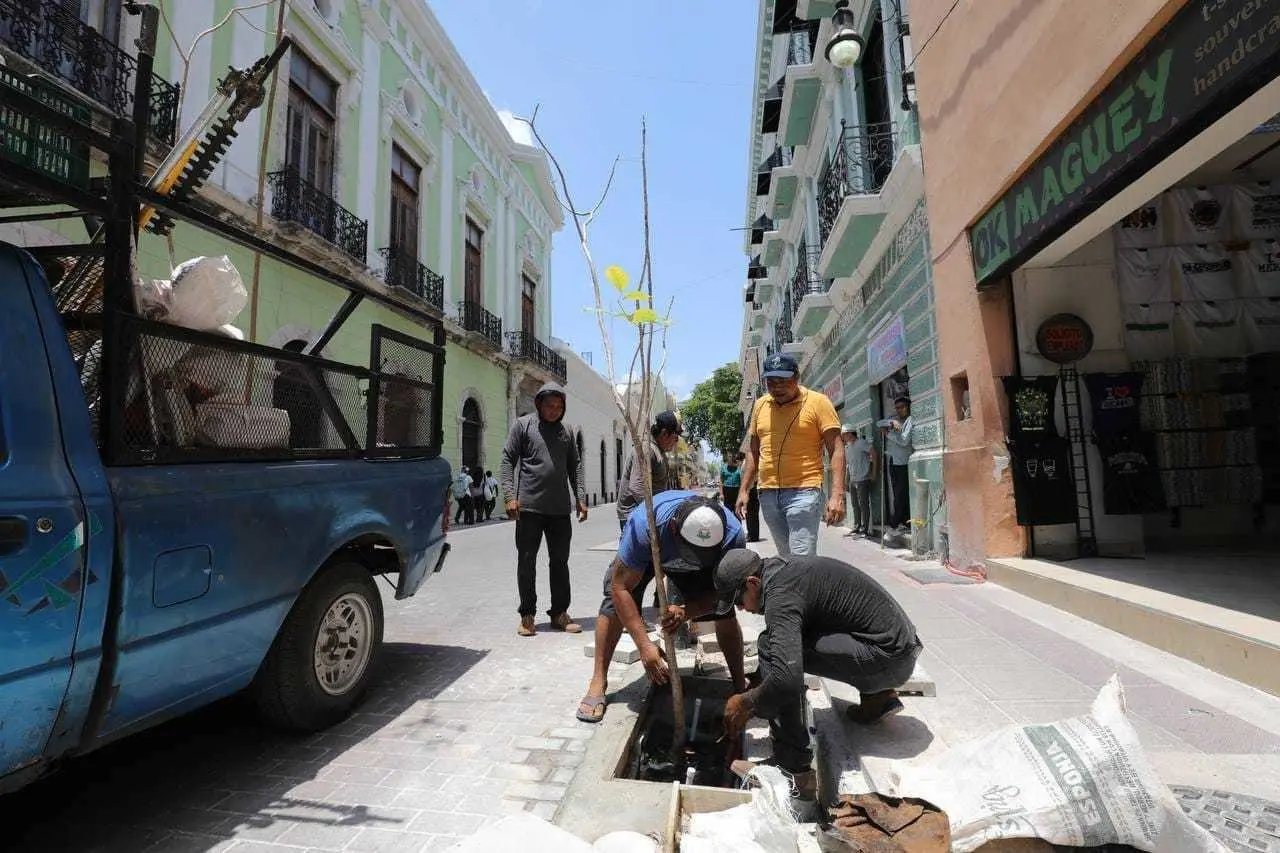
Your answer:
[716,550,923,792]
[577,490,748,723]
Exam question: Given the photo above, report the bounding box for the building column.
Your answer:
[355,30,382,240]
[541,236,552,343]
[507,202,519,334]
[494,191,507,324]
[439,123,455,301]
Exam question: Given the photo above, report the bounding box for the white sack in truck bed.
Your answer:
[871,676,1227,853]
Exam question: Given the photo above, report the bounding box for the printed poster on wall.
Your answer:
[867,315,907,386]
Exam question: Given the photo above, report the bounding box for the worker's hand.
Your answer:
[639,641,670,686]
[660,604,686,635]
[825,494,846,525]
[505,500,520,520]
[734,493,749,521]
[723,692,752,738]
[577,502,589,523]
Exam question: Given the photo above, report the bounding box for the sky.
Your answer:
[428,0,758,402]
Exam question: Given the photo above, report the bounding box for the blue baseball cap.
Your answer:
[761,352,798,379]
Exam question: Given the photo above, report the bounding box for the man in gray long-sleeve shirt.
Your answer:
[500,382,589,637]
[713,549,922,794]
[616,410,682,530]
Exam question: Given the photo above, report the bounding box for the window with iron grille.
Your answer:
[389,144,420,258]
[465,218,483,305]
[286,51,337,193]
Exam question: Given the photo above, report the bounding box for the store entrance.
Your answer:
[874,368,910,540]
[1005,113,1280,626]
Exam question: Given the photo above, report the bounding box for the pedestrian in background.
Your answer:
[467,472,485,524]
[736,353,845,556]
[616,410,683,533]
[452,465,474,526]
[720,452,743,514]
[500,382,589,637]
[842,425,877,536]
[483,470,499,521]
[882,398,914,532]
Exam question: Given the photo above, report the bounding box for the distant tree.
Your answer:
[681,363,743,455]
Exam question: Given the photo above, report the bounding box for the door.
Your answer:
[599,440,607,501]
[389,146,420,260]
[461,398,482,473]
[464,220,483,306]
[0,253,87,778]
[521,275,536,335]
[286,52,338,238]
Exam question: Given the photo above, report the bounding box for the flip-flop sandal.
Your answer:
[576,695,607,723]
[845,696,904,725]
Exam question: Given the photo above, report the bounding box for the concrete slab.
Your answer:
[588,540,620,552]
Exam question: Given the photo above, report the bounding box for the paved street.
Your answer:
[3,508,1280,852]
[0,510,630,853]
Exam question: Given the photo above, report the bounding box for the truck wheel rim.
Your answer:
[313,592,374,696]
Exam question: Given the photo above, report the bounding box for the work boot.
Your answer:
[730,759,820,821]
[518,615,537,637]
[846,689,904,724]
[550,612,582,633]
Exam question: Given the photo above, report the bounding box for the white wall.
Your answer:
[556,343,623,505]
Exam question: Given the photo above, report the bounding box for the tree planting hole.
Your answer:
[614,677,743,788]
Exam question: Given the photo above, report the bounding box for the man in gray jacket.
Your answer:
[616,410,683,531]
[501,382,589,637]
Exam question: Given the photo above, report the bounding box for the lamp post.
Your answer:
[824,0,865,69]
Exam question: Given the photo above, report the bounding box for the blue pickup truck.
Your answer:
[0,244,452,794]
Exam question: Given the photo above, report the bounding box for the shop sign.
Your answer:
[867,314,907,385]
[969,0,1280,286]
[824,375,844,404]
[1035,313,1095,364]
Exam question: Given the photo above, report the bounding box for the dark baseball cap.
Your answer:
[714,548,763,607]
[761,352,798,379]
[654,410,683,434]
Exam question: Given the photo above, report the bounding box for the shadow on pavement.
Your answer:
[0,642,488,852]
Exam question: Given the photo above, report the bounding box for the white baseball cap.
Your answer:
[674,497,726,568]
[841,423,856,433]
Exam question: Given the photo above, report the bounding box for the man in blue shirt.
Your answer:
[577,491,748,722]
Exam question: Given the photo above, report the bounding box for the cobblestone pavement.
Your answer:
[0,509,633,852]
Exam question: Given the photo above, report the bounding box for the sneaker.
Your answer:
[550,612,582,634]
[518,616,536,637]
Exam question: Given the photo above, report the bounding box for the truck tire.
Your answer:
[254,561,384,731]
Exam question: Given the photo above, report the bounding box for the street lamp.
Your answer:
[825,0,865,69]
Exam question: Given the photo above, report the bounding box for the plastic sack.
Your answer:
[592,830,660,853]
[134,277,173,320]
[684,766,799,853]
[444,814,595,853]
[873,676,1228,853]
[167,256,247,330]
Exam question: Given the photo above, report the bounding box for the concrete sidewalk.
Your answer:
[789,525,1280,802]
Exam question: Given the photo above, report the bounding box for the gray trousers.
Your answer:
[758,629,922,773]
[851,479,872,530]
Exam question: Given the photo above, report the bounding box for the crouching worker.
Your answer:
[716,550,923,801]
[577,491,749,723]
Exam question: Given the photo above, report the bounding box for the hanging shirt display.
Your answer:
[1174,244,1236,302]
[1179,299,1245,359]
[1094,432,1166,515]
[1242,297,1280,354]
[1168,185,1233,245]
[1116,248,1173,304]
[1236,240,1280,299]
[1083,372,1144,435]
[1114,199,1165,249]
[1007,437,1077,526]
[1122,302,1176,363]
[1001,376,1059,438]
[1229,182,1280,241]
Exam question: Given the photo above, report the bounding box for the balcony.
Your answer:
[380,246,443,312]
[760,78,783,134]
[761,146,800,223]
[789,245,833,340]
[0,0,180,143]
[269,167,368,264]
[779,26,822,147]
[459,301,502,350]
[755,147,792,196]
[507,331,567,383]
[817,120,922,279]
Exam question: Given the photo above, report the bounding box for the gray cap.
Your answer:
[840,423,856,433]
[714,549,763,606]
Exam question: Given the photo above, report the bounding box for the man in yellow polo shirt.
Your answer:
[735,353,845,556]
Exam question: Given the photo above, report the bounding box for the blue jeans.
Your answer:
[759,487,824,556]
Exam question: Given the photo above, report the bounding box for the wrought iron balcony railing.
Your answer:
[789,245,829,311]
[506,331,567,382]
[817,121,900,247]
[269,167,368,264]
[786,26,816,66]
[0,0,180,143]
[379,246,443,311]
[774,318,794,348]
[459,301,502,350]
